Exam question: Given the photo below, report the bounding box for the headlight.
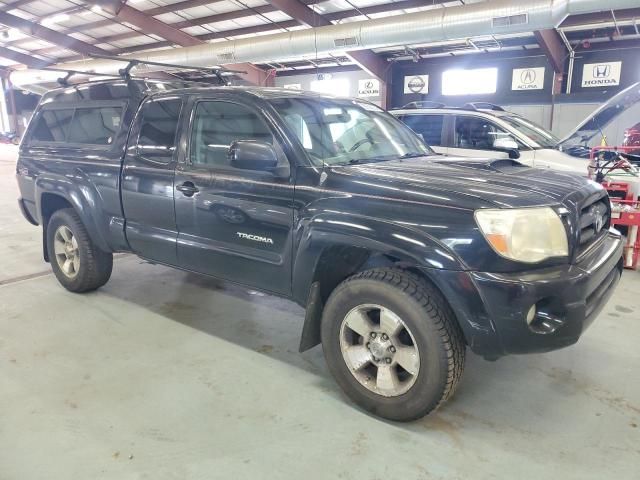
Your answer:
[474,207,568,263]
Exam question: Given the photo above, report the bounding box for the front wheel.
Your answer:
[47,208,113,293]
[321,268,465,421]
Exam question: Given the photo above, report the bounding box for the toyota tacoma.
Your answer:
[16,79,623,421]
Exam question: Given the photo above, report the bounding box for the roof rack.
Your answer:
[463,102,505,111]
[401,101,446,109]
[43,54,247,87]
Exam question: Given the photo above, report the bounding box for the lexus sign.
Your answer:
[512,67,545,90]
[582,61,622,87]
[358,78,380,97]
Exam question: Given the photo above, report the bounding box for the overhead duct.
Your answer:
[11,0,639,93]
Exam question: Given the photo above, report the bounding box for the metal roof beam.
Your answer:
[0,46,52,69]
[0,11,108,56]
[85,1,204,47]
[265,0,390,105]
[534,29,567,73]
[9,0,441,54]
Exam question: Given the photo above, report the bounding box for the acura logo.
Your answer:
[520,69,536,84]
[593,64,611,78]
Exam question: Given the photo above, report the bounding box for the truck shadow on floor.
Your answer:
[102,259,626,429]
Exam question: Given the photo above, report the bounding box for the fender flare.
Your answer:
[293,213,465,351]
[35,174,112,254]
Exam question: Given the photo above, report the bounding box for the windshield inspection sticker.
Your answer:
[403,75,429,94]
[582,62,622,87]
[512,67,545,90]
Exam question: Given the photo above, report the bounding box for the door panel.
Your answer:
[121,96,182,264]
[174,99,294,295]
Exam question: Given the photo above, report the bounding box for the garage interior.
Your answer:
[1,0,639,478]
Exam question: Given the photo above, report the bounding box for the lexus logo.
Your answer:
[408,76,426,93]
[520,69,536,84]
[593,64,611,78]
[364,80,374,89]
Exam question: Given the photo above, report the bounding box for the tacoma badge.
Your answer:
[236,232,274,245]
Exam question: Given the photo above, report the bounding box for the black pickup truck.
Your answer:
[16,79,623,421]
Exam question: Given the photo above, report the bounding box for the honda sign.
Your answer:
[581,61,622,87]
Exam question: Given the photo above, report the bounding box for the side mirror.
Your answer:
[493,137,520,159]
[229,140,278,171]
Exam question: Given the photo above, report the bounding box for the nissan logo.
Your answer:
[520,69,536,84]
[593,64,611,78]
[407,76,426,93]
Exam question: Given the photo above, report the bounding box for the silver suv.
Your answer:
[390,102,589,174]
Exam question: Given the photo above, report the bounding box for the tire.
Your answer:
[321,268,465,421]
[46,208,113,293]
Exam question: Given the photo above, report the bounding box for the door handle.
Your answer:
[176,181,199,197]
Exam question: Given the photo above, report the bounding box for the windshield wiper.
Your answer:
[398,152,429,159]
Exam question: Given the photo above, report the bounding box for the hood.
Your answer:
[559,81,640,150]
[332,157,603,210]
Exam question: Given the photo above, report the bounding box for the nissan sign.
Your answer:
[511,67,545,90]
[581,61,622,87]
[403,75,429,94]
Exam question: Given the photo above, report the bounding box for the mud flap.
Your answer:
[299,281,323,352]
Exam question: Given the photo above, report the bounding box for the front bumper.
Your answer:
[18,197,38,226]
[430,229,623,358]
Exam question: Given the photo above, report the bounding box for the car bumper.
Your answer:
[18,198,38,226]
[428,229,623,358]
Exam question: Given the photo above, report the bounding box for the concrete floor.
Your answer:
[0,145,638,480]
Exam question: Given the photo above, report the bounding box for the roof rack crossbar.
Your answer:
[401,101,446,109]
[90,54,247,85]
[463,102,505,111]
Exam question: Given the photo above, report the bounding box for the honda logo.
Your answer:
[582,61,621,87]
[593,64,611,78]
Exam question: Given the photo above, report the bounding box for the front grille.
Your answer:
[577,197,610,254]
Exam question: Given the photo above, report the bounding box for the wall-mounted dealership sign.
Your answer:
[582,62,622,87]
[403,75,429,94]
[512,67,545,90]
[358,78,380,97]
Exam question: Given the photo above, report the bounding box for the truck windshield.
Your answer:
[269,97,432,166]
[499,115,560,149]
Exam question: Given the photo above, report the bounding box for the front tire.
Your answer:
[47,208,113,293]
[321,268,465,421]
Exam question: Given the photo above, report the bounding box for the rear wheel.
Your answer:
[47,208,113,293]
[321,268,465,421]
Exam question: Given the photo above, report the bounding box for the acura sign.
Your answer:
[512,67,545,90]
[582,61,622,87]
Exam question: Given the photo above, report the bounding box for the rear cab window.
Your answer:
[27,102,125,149]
